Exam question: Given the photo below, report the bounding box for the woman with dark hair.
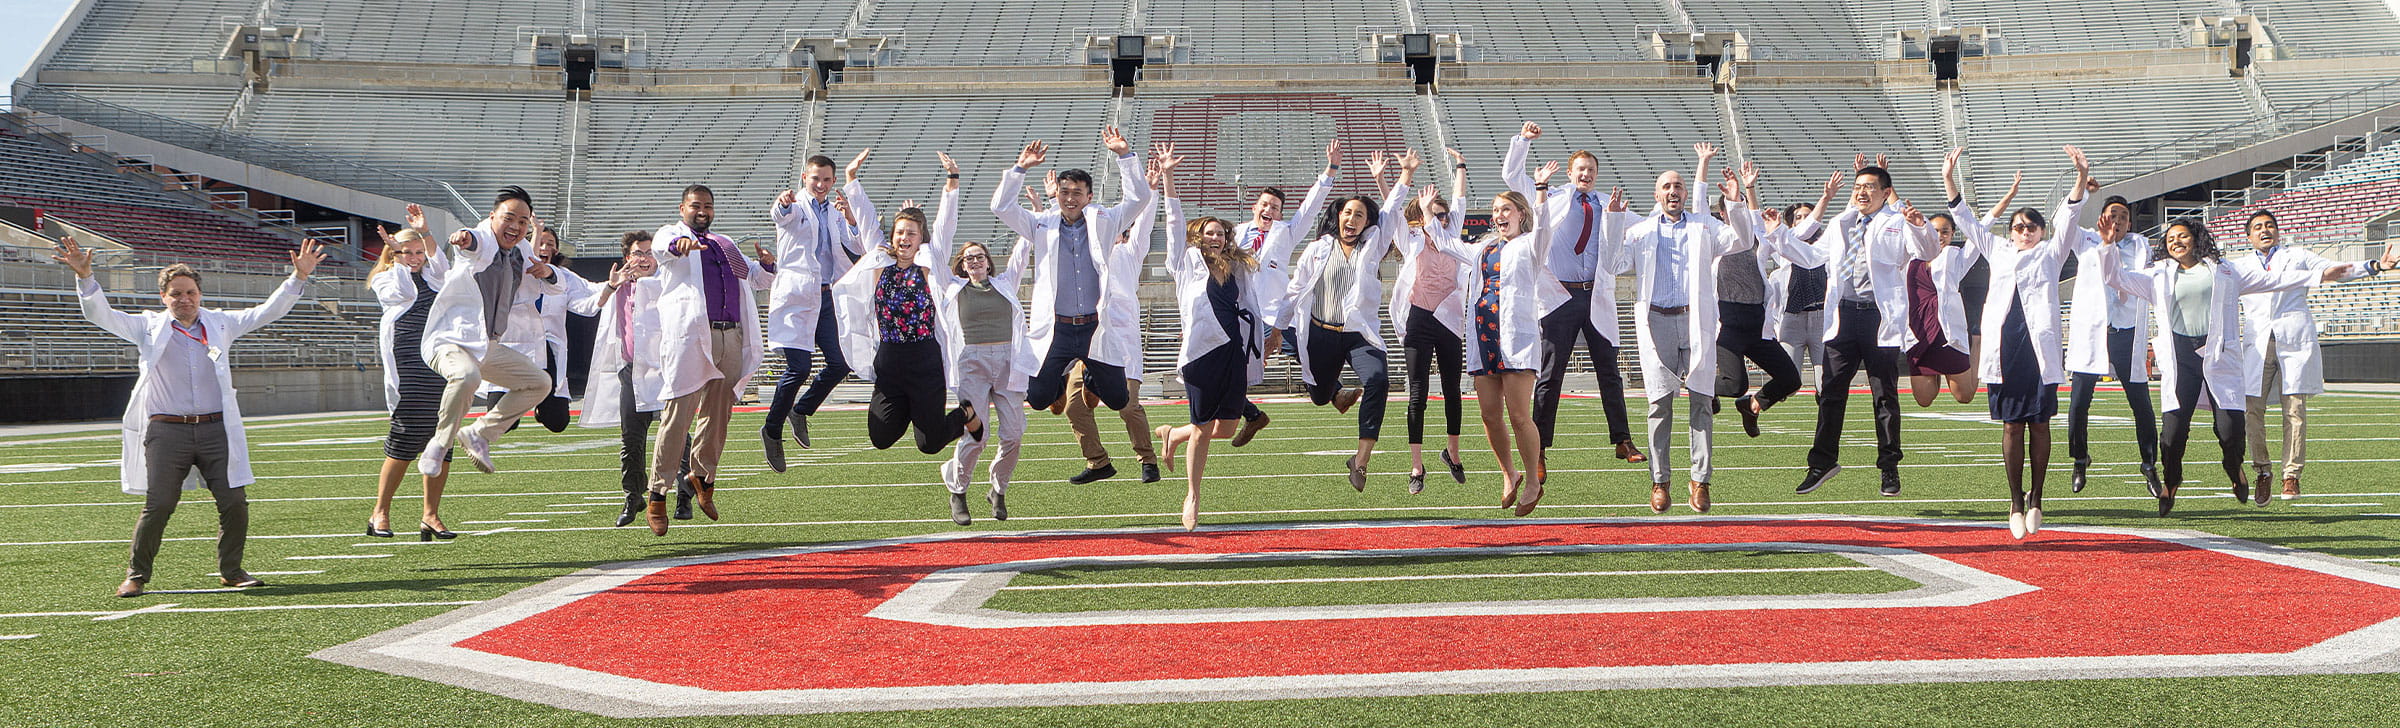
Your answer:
[1283,147,1416,491]
[831,158,986,520]
[1150,145,1271,530]
[1944,146,2085,539]
[365,207,455,540]
[1907,170,2013,409]
[1427,164,1589,515]
[1384,147,1471,494]
[2102,217,2365,515]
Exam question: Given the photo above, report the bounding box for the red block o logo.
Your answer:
[316,517,2400,717]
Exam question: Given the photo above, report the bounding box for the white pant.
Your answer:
[948,342,1026,495]
[1646,311,1714,484]
[426,342,552,467]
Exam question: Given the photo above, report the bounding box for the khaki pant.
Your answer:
[2246,333,2309,479]
[427,343,553,465]
[652,328,745,495]
[127,420,247,582]
[1063,360,1153,468]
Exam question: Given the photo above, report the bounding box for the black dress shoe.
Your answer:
[790,411,812,450]
[1735,395,1762,438]
[949,492,972,526]
[2232,477,2251,504]
[616,492,645,527]
[1068,463,1118,485]
[2071,459,2089,493]
[674,490,695,520]
[1141,463,1161,484]
[988,490,1008,521]
[2141,463,2162,498]
[763,426,787,473]
[1796,465,1841,494]
[1879,470,1901,497]
[418,522,457,541]
[1442,448,1466,483]
[366,520,395,538]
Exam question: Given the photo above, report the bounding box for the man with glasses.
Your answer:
[1795,165,1939,497]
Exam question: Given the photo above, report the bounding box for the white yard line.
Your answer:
[0,601,482,620]
[1000,566,1880,591]
[286,554,393,560]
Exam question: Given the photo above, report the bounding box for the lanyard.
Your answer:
[172,320,209,348]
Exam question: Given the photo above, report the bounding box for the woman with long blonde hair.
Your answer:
[365,206,456,539]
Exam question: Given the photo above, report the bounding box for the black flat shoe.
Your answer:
[1408,471,1426,495]
[366,520,395,538]
[2071,459,2089,493]
[1442,448,1466,484]
[1068,464,1117,485]
[790,411,812,450]
[1141,463,1161,484]
[418,522,457,541]
[674,489,695,520]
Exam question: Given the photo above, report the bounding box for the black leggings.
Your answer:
[2161,334,2245,490]
[1402,306,1463,444]
[867,340,970,454]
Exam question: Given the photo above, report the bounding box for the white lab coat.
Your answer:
[766,181,869,352]
[479,265,587,399]
[1284,182,1410,386]
[1388,210,1471,341]
[1235,174,1336,332]
[1739,210,1829,340]
[1502,135,1623,343]
[1812,203,1941,347]
[650,222,771,401]
[417,223,509,367]
[990,152,1152,373]
[1954,196,2082,386]
[2102,249,2326,413]
[1619,205,1755,400]
[1163,198,1269,384]
[833,187,965,391]
[927,188,1039,397]
[1429,201,1566,373]
[2234,244,2352,397]
[2064,229,2154,381]
[572,276,667,428]
[79,276,302,495]
[369,258,447,410]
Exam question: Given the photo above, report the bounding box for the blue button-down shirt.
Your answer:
[1548,189,1604,282]
[1650,213,1690,308]
[1053,217,1101,317]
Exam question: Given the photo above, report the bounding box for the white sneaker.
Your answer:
[459,430,497,474]
[2008,511,2027,540]
[2026,507,2043,535]
[417,448,445,477]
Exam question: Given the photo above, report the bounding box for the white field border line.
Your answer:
[210,570,323,576]
[0,634,37,639]
[287,554,393,560]
[995,565,1880,590]
[869,543,2025,629]
[312,515,2400,718]
[0,601,483,621]
[32,489,2400,546]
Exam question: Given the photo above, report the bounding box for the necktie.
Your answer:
[1574,192,1595,255]
[1251,228,1267,253]
[814,199,833,275]
[711,234,750,280]
[616,286,635,360]
[1844,218,1870,297]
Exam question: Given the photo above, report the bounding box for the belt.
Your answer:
[1794,303,1825,312]
[1559,280,1595,291]
[1311,318,1347,332]
[1839,298,1879,311]
[150,412,223,424]
[1648,304,1688,316]
[1055,313,1097,326]
[708,320,739,330]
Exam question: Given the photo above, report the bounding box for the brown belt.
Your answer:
[1311,318,1347,332]
[1649,304,1689,316]
[1055,314,1098,326]
[1559,280,1596,291]
[150,412,223,424]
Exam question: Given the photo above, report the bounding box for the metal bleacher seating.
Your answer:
[1958,72,2253,205]
[0,121,300,264]
[579,92,812,247]
[592,0,853,69]
[1735,84,1948,208]
[1144,0,1405,64]
[1415,0,1672,62]
[1945,0,2220,54]
[231,88,567,222]
[872,0,1123,66]
[2247,0,2400,58]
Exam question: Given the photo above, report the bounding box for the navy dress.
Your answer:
[1987,295,2058,423]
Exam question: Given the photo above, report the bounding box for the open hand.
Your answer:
[50,235,94,278]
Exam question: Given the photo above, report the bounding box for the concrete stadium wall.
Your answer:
[0,367,382,423]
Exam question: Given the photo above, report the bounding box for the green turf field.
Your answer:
[4,389,2399,727]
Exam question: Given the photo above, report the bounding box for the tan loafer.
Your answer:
[690,474,719,521]
[2281,476,2300,500]
[115,579,144,598]
[646,496,669,536]
[1688,481,1711,513]
[1649,482,1671,514]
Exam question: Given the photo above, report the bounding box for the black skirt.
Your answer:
[1987,296,2057,424]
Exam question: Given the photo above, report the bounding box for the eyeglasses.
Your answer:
[1431,212,1452,222]
[2011,223,2044,232]
[960,253,990,261]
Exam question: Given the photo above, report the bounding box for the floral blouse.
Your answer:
[875,265,936,343]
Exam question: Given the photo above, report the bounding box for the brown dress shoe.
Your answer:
[1616,441,1648,464]
[2281,476,2300,500]
[1333,388,1362,414]
[1649,482,1671,514]
[690,474,720,521]
[1230,412,1270,447]
[116,579,144,598]
[2254,477,2272,506]
[220,574,266,588]
[646,496,670,536]
[1688,481,1711,513]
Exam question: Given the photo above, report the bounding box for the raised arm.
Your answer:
[2047,146,2093,258]
[1096,126,1153,226]
[2096,243,2156,304]
[1502,122,1539,197]
[1266,141,1341,262]
[990,140,1047,238]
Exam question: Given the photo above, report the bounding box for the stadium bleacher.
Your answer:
[1958,71,2254,205]
[0,121,301,264]
[592,0,852,69]
[1144,0,1406,64]
[230,88,567,225]
[1415,0,1674,62]
[579,92,811,247]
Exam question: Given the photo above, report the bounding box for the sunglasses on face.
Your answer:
[2011,223,2043,232]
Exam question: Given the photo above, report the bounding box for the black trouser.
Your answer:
[1536,287,1633,447]
[1403,306,1464,445]
[1809,302,1903,472]
[616,365,689,497]
[2068,325,2160,467]
[2161,334,2245,490]
[1714,301,1804,408]
[790,288,853,420]
[1027,320,1129,412]
[1305,325,1389,440]
[868,339,970,454]
[534,346,570,433]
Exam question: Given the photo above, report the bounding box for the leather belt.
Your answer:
[1055,314,1098,326]
[1559,280,1595,291]
[1840,298,1879,311]
[1312,318,1347,332]
[150,413,223,424]
[1795,303,1825,312]
[1648,304,1689,316]
[708,320,739,330]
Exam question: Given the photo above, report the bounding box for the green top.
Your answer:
[2170,263,2212,338]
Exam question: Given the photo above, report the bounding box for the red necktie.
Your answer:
[1574,192,1595,255]
[1251,228,1267,253]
